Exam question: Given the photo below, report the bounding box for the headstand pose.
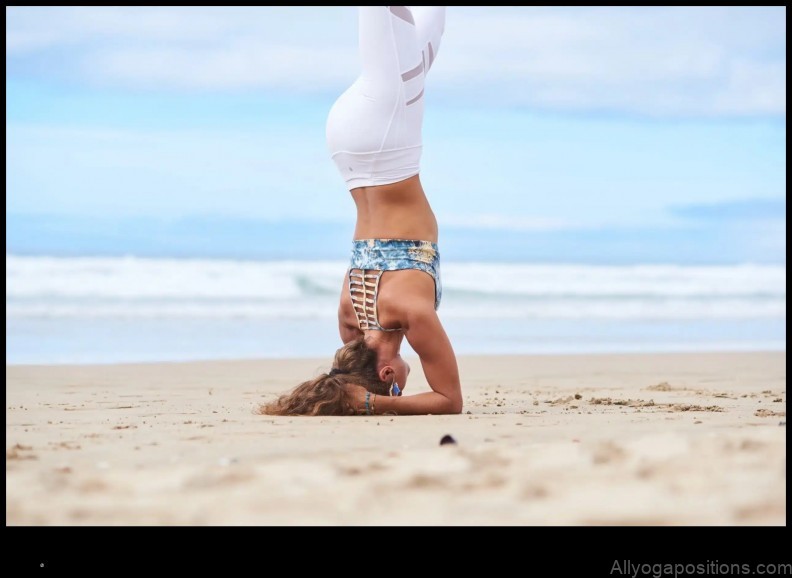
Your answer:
[261,6,461,416]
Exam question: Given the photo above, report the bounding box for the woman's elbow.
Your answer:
[445,396,463,415]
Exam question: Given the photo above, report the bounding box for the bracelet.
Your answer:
[365,391,371,415]
[371,393,376,415]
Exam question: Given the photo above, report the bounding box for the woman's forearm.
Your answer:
[371,391,462,415]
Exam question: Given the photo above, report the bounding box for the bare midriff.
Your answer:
[350,174,438,243]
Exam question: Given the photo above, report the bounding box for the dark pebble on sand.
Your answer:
[439,434,457,446]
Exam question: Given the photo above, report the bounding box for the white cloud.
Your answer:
[87,42,354,91]
[6,6,786,116]
[438,6,786,116]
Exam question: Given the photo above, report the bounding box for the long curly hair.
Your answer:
[258,338,392,416]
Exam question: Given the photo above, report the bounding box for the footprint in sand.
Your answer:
[7,444,38,461]
[646,382,677,392]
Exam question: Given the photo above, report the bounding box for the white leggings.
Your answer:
[326,6,446,191]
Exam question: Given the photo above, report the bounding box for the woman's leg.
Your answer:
[410,6,446,75]
[327,7,427,187]
[357,6,425,121]
[358,7,422,92]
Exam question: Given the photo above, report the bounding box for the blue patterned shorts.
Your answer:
[349,239,442,330]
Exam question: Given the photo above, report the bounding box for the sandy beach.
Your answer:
[6,351,786,525]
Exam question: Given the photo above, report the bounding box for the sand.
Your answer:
[6,351,786,525]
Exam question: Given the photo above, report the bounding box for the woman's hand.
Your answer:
[344,383,369,414]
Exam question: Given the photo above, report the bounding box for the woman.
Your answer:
[261,6,461,416]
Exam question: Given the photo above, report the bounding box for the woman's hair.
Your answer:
[258,337,391,416]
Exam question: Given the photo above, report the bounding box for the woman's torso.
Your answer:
[340,174,439,334]
[340,267,436,333]
[350,175,438,243]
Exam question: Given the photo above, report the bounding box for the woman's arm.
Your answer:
[372,307,462,415]
[339,317,362,344]
[338,272,363,343]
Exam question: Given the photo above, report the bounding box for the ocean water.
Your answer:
[5,255,786,364]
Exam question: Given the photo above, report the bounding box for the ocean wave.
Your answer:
[6,255,786,300]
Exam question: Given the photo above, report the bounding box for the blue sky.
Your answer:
[5,6,787,263]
